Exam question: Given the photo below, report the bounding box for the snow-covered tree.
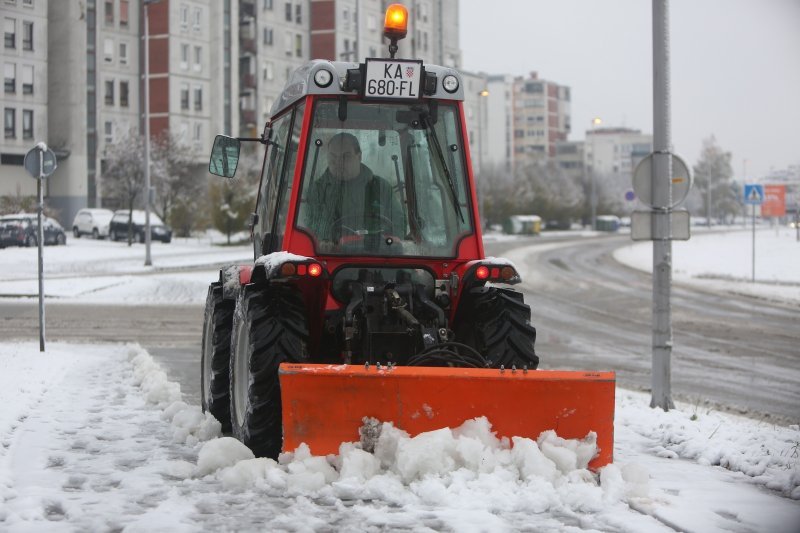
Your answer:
[102,129,145,245]
[692,135,736,224]
[149,133,207,231]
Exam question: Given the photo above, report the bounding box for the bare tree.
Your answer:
[150,133,207,229]
[102,129,145,245]
[693,135,735,225]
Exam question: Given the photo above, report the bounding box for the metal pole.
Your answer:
[752,203,756,282]
[651,0,674,410]
[590,124,596,231]
[143,2,153,266]
[37,150,45,352]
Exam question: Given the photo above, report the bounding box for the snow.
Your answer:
[1,342,798,531]
[1,229,799,530]
[615,227,800,305]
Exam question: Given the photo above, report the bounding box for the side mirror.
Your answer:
[208,135,241,178]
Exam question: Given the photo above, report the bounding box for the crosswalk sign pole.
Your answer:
[751,203,756,283]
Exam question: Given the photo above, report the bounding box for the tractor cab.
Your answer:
[210,59,481,264]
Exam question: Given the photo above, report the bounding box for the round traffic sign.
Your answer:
[23,144,58,179]
[632,153,691,209]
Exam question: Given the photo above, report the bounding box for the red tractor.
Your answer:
[203,4,614,467]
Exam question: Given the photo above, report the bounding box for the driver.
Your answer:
[305,132,406,244]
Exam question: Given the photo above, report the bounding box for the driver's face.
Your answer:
[328,139,361,180]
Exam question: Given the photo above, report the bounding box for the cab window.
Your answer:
[295,99,473,258]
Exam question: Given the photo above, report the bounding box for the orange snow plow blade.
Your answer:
[280,364,616,469]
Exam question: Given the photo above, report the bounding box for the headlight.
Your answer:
[442,75,459,93]
[314,69,333,88]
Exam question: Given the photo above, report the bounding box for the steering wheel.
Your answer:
[331,213,395,239]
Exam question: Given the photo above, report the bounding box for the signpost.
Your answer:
[744,184,764,283]
[23,142,58,352]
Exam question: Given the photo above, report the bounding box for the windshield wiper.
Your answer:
[421,111,464,224]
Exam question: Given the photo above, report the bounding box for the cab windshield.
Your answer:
[295,99,473,257]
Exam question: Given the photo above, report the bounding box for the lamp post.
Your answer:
[143,0,161,266]
[589,117,602,230]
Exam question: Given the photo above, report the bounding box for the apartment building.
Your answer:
[239,0,309,136]
[512,72,571,170]
[1,0,48,199]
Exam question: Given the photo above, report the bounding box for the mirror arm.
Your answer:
[236,136,275,146]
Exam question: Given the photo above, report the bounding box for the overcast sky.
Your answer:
[459,0,800,181]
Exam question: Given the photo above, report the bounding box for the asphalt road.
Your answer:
[1,233,797,424]
[487,234,800,425]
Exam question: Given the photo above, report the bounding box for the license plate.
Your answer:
[364,59,422,100]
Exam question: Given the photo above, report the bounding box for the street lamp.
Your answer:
[143,0,161,266]
[589,117,602,230]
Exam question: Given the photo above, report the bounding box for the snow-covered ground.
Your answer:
[615,227,800,305]
[1,230,799,531]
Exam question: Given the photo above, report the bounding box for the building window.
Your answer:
[4,108,15,138]
[104,1,114,24]
[22,21,32,50]
[367,15,376,30]
[284,31,291,56]
[21,64,32,94]
[193,86,202,111]
[180,44,189,69]
[193,8,200,30]
[104,120,113,143]
[104,38,113,62]
[180,5,188,29]
[120,0,129,27]
[120,80,129,107]
[193,122,201,143]
[194,45,202,71]
[4,63,14,93]
[23,0,34,6]
[119,42,127,65]
[263,27,273,46]
[295,4,301,23]
[263,0,272,10]
[180,83,189,110]
[342,9,349,29]
[263,60,273,80]
[295,34,302,57]
[104,79,114,105]
[22,109,32,139]
[4,18,15,49]
[285,2,291,21]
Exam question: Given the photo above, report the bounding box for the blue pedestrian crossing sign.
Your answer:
[744,184,764,205]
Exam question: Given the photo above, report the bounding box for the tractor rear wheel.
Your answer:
[229,284,309,458]
[201,282,235,433]
[456,286,539,370]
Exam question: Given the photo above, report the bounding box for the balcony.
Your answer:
[241,109,256,126]
[240,1,255,19]
[241,38,257,55]
[242,73,256,89]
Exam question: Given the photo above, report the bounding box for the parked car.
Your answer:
[71,208,115,239]
[108,210,172,243]
[0,214,67,247]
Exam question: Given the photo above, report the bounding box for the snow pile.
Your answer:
[617,391,800,499]
[192,417,649,522]
[128,345,222,446]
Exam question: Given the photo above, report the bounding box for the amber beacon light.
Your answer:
[384,4,408,40]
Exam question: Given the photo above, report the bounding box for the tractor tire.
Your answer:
[229,284,309,458]
[456,286,539,370]
[201,282,235,433]
[73,227,80,238]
